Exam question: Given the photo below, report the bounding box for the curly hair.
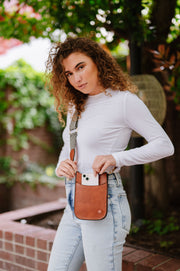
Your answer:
[46,37,137,124]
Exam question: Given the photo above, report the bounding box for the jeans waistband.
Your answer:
[108,172,122,187]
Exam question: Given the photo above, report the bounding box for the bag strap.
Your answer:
[69,110,78,161]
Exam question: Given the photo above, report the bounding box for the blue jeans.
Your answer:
[48,173,131,271]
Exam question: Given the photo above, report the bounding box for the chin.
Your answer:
[77,89,89,95]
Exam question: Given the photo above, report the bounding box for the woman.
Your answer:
[46,37,174,271]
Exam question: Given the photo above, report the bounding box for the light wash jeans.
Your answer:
[48,173,131,271]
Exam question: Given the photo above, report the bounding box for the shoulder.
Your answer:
[112,90,148,120]
[110,89,139,103]
[118,90,144,107]
[109,89,135,97]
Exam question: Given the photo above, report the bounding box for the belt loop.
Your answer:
[114,172,121,187]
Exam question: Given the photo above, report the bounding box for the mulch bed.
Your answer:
[126,225,180,259]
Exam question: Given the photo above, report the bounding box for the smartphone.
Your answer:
[81,173,99,186]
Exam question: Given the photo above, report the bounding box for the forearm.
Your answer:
[112,136,174,168]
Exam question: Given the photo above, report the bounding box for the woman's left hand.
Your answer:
[92,155,116,176]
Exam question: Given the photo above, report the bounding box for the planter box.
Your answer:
[0,200,179,271]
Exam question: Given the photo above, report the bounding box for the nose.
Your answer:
[74,73,81,83]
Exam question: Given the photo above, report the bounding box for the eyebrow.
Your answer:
[64,61,85,74]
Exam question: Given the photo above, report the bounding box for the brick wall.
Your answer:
[5,126,58,167]
[0,201,179,271]
[0,200,66,271]
[9,182,66,210]
[0,181,66,213]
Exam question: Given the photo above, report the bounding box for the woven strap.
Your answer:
[69,110,78,161]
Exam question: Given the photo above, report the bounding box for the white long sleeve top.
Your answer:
[56,89,174,174]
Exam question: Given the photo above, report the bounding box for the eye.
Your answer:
[78,65,84,70]
[66,72,72,78]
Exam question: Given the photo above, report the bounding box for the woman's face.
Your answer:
[62,52,105,95]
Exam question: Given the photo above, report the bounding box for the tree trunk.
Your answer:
[150,0,177,43]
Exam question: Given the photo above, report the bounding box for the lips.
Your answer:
[78,83,87,89]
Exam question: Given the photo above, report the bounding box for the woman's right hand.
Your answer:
[56,159,78,179]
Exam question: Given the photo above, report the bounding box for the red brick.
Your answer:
[26,236,35,247]
[30,228,56,241]
[154,258,180,271]
[41,230,56,241]
[37,261,48,271]
[15,255,35,269]
[123,249,152,263]
[48,241,53,251]
[15,233,24,244]
[5,241,13,251]
[0,260,3,268]
[4,231,13,241]
[26,257,36,269]
[3,261,26,271]
[37,239,47,250]
[0,222,13,230]
[37,250,48,262]
[123,246,136,256]
[122,260,134,271]
[0,250,14,261]
[0,200,65,222]
[15,244,24,254]
[123,250,152,271]
[26,247,36,258]
[47,251,51,262]
[15,254,26,265]
[136,254,171,271]
[3,200,180,271]
[0,221,26,233]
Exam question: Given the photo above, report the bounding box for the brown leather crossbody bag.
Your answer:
[69,111,108,220]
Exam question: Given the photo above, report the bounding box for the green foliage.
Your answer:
[0,59,63,151]
[25,0,148,44]
[130,224,140,234]
[1,0,179,45]
[0,1,52,42]
[149,44,180,110]
[17,157,63,189]
[160,240,174,248]
[0,156,11,173]
[168,0,180,43]
[0,155,63,189]
[130,210,180,237]
[0,156,17,187]
[144,216,180,236]
[0,60,65,188]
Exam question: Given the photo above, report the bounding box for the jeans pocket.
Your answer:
[118,195,131,233]
[65,183,71,199]
[65,179,75,209]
